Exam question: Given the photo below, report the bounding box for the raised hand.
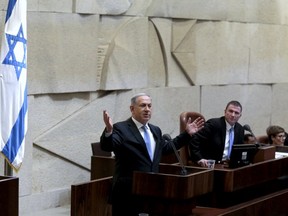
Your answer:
[185,117,204,135]
[103,110,113,133]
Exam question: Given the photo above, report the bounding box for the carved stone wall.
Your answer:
[1,0,288,214]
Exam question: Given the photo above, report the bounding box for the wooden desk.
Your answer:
[193,187,288,216]
[195,156,288,209]
[87,158,214,216]
[0,176,18,216]
[82,155,288,216]
[253,145,275,163]
[214,156,288,192]
[276,145,288,153]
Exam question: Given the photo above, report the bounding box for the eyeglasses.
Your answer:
[276,134,286,139]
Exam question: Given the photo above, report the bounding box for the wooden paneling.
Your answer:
[253,145,275,163]
[133,164,213,199]
[0,176,18,216]
[73,152,288,216]
[132,164,213,215]
[214,156,288,192]
[71,177,112,216]
[194,188,288,216]
[90,156,115,180]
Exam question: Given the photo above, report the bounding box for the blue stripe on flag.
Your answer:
[1,87,27,163]
[5,0,17,23]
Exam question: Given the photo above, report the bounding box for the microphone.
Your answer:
[162,134,172,141]
[163,134,187,175]
[243,124,252,134]
[243,124,260,147]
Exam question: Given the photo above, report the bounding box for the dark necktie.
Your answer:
[142,125,153,160]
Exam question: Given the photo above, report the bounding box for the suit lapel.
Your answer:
[233,123,240,143]
[127,118,160,162]
[220,117,227,146]
[127,118,154,161]
[127,118,145,145]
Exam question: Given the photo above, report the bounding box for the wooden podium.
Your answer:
[132,164,214,215]
[0,176,19,216]
[195,155,288,213]
[73,154,288,216]
[75,157,213,216]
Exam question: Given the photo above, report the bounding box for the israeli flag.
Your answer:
[0,0,28,171]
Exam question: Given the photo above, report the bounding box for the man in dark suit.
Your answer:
[189,100,245,167]
[100,93,204,216]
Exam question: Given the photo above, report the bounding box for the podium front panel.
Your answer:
[133,164,213,199]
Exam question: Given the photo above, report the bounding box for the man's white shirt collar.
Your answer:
[132,117,148,130]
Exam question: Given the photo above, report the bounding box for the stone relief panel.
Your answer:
[75,0,151,15]
[146,0,288,25]
[150,18,191,87]
[28,12,99,94]
[171,20,288,86]
[31,0,73,13]
[0,12,4,32]
[74,0,288,25]
[248,24,288,83]
[1,0,287,213]
[171,19,199,85]
[32,92,108,169]
[271,84,288,130]
[0,0,10,10]
[148,21,166,87]
[99,17,149,90]
[26,2,288,95]
[75,0,132,15]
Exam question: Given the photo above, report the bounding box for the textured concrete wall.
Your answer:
[1,0,288,214]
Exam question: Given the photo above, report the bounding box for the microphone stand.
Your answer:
[164,135,187,175]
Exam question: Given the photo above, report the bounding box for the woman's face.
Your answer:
[271,132,286,145]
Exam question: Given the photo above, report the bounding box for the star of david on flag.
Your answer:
[0,0,28,171]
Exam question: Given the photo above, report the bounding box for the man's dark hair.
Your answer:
[225,100,242,112]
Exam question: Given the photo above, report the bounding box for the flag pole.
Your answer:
[4,160,13,176]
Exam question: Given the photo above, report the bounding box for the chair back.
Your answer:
[179,112,205,165]
[256,135,269,144]
[91,142,112,157]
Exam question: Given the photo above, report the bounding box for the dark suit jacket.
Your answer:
[100,117,193,215]
[285,133,288,146]
[189,116,245,163]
